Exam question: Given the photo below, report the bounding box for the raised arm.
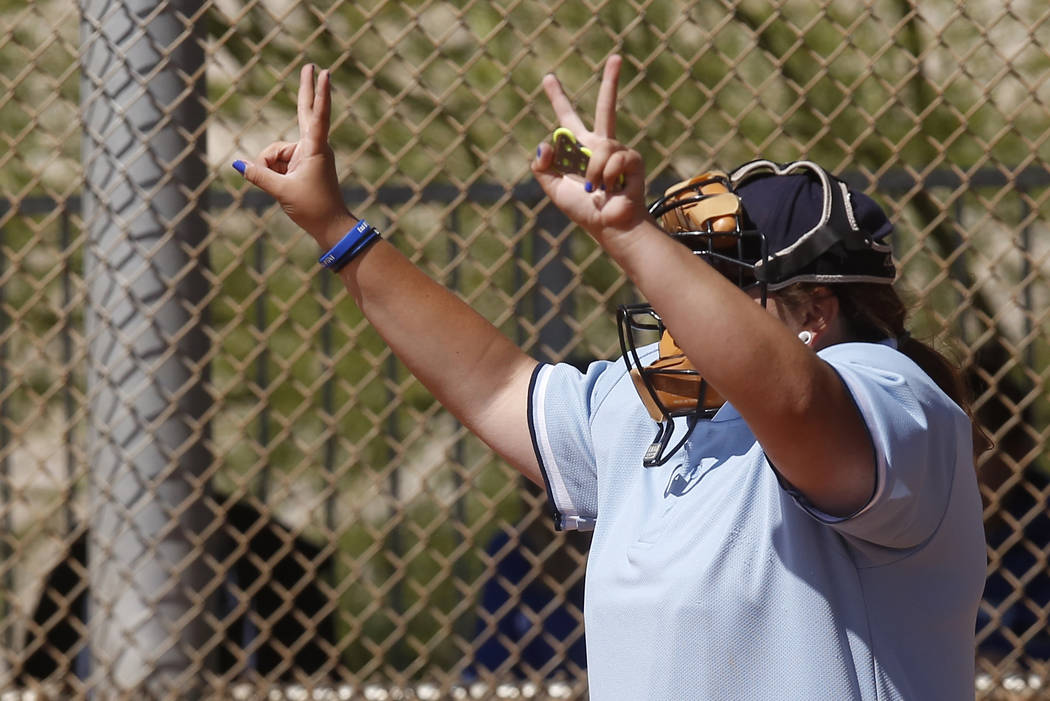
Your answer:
[532,56,875,516]
[237,65,542,484]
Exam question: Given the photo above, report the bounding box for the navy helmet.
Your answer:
[619,160,896,466]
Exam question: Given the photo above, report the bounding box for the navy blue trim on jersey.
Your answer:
[527,363,566,531]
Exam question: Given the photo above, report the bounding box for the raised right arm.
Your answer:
[238,65,542,484]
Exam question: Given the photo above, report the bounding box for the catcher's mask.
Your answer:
[618,160,895,467]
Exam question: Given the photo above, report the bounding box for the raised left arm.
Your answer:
[532,56,874,516]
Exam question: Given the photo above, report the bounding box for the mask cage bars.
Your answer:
[616,304,721,466]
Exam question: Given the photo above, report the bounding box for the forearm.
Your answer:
[241,65,545,486]
[332,231,543,484]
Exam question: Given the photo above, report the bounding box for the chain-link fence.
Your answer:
[1,0,1049,698]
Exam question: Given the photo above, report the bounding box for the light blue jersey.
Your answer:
[528,340,985,700]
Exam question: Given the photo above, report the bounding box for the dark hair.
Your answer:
[778,282,992,457]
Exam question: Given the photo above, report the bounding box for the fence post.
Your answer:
[79,1,210,696]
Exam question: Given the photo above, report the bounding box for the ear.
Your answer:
[802,287,842,348]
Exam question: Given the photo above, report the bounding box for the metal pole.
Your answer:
[80,1,210,697]
[61,209,77,536]
[0,212,11,673]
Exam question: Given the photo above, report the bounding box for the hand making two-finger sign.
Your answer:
[532,55,649,246]
[235,65,351,247]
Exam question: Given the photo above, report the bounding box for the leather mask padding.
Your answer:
[630,330,725,422]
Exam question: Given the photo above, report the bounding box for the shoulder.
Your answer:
[818,338,914,370]
[818,340,961,415]
[533,343,659,415]
[817,339,969,457]
[811,339,977,549]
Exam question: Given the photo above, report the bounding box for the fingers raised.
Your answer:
[543,54,622,144]
[295,64,333,156]
[305,68,332,154]
[593,54,621,138]
[542,73,587,136]
[297,64,315,135]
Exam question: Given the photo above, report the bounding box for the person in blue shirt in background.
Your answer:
[468,509,588,681]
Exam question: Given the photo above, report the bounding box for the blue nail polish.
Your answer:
[232,160,246,175]
[537,146,542,159]
[585,181,594,193]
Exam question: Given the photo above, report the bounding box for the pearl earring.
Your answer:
[798,330,814,345]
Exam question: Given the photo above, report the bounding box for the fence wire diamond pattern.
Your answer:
[0,0,1048,698]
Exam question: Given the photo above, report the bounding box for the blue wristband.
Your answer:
[333,229,380,270]
[319,219,381,271]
